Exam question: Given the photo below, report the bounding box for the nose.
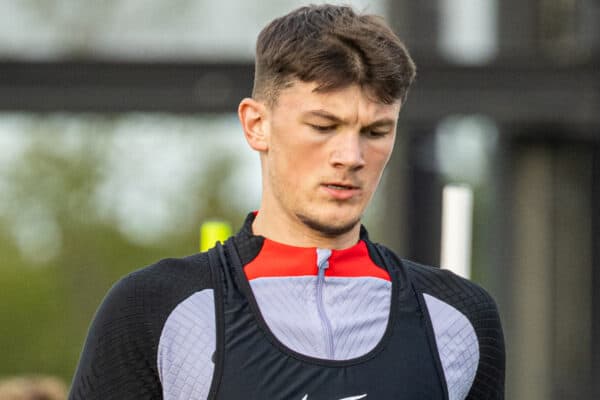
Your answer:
[329,131,365,170]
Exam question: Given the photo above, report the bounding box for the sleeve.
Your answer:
[465,290,505,400]
[68,273,162,400]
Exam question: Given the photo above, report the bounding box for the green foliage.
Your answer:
[0,113,248,382]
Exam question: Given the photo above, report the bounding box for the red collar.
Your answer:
[244,238,391,282]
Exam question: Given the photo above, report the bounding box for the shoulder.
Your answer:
[110,252,212,300]
[93,252,214,337]
[373,244,496,308]
[401,258,498,315]
[376,244,500,325]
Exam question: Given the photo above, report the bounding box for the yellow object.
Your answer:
[200,221,232,252]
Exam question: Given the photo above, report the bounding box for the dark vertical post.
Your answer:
[379,124,411,256]
[405,127,442,266]
[496,0,539,60]
[592,140,600,399]
[386,1,441,62]
[552,140,594,398]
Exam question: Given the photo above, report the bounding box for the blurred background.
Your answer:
[0,0,598,399]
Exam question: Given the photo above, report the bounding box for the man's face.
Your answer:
[259,81,401,238]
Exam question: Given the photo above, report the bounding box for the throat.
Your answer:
[251,208,361,249]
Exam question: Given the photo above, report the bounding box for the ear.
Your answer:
[238,98,268,152]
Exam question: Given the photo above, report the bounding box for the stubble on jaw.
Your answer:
[296,211,361,238]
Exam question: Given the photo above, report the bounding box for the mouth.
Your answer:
[321,182,361,200]
[324,183,359,190]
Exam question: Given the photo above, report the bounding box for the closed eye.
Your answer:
[309,124,337,133]
[363,129,390,138]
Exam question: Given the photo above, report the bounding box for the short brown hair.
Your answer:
[253,4,416,106]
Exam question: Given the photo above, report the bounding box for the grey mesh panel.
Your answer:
[323,277,391,358]
[158,289,216,400]
[250,276,391,360]
[250,276,325,357]
[424,293,479,400]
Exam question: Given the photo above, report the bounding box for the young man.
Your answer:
[70,4,505,400]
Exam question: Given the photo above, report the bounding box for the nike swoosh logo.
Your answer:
[301,394,367,400]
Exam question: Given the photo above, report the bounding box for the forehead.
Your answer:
[271,81,401,121]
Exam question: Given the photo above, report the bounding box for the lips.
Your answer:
[324,183,358,190]
[321,182,361,200]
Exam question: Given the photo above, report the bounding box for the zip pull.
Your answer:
[317,248,332,278]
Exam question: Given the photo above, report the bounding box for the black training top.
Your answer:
[69,213,505,399]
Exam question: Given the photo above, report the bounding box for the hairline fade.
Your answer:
[252,4,416,107]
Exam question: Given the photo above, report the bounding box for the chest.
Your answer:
[212,276,447,400]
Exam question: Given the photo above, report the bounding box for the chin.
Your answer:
[297,212,361,238]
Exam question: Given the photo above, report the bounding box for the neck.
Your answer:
[251,209,361,249]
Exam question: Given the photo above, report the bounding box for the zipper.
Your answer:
[316,248,334,358]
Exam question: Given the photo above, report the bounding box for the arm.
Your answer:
[69,273,162,400]
[466,294,505,400]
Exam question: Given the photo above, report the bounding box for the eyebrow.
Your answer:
[301,109,396,130]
